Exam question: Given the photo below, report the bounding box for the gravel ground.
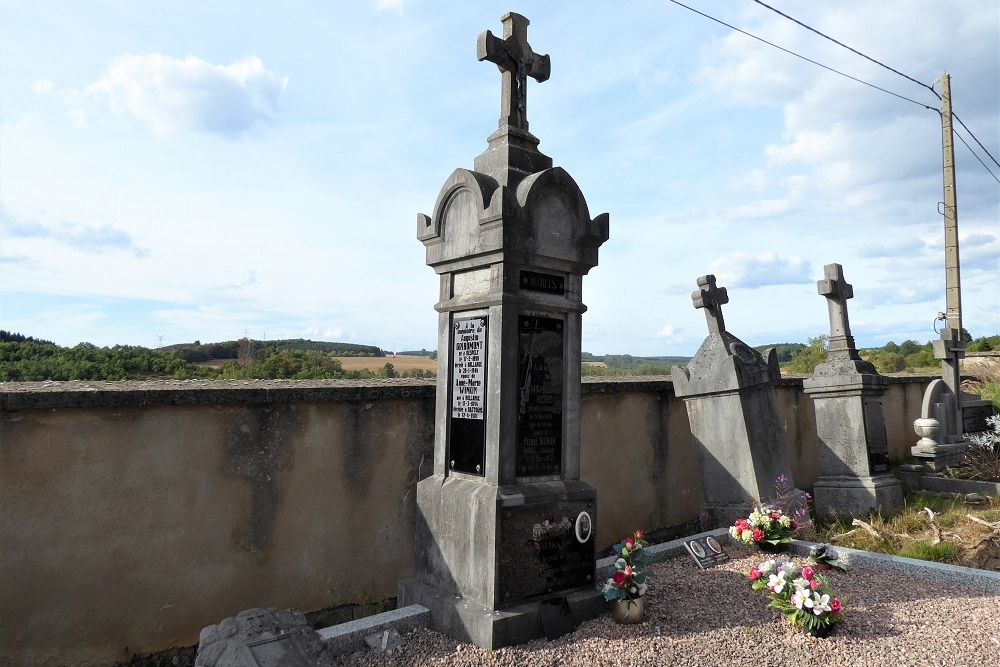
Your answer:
[340,550,999,667]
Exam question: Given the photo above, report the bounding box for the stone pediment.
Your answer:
[671,331,779,396]
[417,166,608,274]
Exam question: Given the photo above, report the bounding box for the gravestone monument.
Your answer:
[802,263,902,516]
[397,13,609,649]
[671,275,799,527]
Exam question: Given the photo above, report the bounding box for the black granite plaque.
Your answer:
[517,315,563,477]
[520,270,565,295]
[449,315,488,476]
[863,399,890,474]
[684,535,730,569]
[964,403,995,434]
[499,502,594,603]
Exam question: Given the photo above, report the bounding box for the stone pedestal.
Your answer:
[672,309,799,527]
[803,358,902,517]
[399,13,608,650]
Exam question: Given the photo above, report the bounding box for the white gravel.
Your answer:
[340,550,999,667]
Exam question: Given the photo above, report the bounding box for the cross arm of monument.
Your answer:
[477,12,550,132]
[691,274,728,335]
[817,263,857,357]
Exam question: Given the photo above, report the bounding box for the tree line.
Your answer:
[0,332,429,382]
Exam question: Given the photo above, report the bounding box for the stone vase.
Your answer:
[913,417,940,447]
[802,622,835,638]
[611,598,644,624]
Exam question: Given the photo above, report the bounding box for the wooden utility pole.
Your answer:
[940,72,962,334]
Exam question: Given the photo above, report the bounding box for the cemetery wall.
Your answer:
[0,375,932,666]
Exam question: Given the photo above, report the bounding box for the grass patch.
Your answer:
[813,492,1000,571]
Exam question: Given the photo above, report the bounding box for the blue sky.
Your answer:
[1,0,997,356]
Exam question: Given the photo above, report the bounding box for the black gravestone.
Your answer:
[517,315,563,477]
[498,501,594,604]
[449,315,488,475]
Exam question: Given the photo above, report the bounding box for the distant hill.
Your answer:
[164,338,385,361]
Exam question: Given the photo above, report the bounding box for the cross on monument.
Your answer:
[477,12,550,132]
[817,263,857,358]
[692,274,728,335]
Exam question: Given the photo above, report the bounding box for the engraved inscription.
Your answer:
[499,502,594,603]
[452,317,487,420]
[517,315,563,477]
[449,315,488,476]
[520,270,565,295]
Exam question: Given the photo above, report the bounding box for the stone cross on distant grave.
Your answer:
[691,274,728,335]
[477,12,550,132]
[817,263,857,358]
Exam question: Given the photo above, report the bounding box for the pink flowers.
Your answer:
[612,570,626,586]
[751,528,764,542]
[829,598,842,614]
[801,566,814,580]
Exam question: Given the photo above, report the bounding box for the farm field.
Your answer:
[335,355,437,373]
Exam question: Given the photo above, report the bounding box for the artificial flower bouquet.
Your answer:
[602,530,651,602]
[730,505,798,548]
[747,558,845,635]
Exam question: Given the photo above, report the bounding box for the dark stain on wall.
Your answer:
[222,405,302,554]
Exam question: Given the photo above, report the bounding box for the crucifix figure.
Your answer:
[477,12,550,132]
[817,263,857,358]
[692,274,728,335]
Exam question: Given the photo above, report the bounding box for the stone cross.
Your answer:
[477,12,550,132]
[692,274,728,335]
[817,263,857,357]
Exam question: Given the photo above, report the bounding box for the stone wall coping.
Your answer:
[0,373,939,411]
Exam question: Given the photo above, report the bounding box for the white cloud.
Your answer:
[30,79,54,94]
[82,54,288,136]
[707,251,812,289]
[656,324,675,337]
[374,0,409,12]
[723,198,790,220]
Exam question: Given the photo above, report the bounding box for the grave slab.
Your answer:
[194,608,337,667]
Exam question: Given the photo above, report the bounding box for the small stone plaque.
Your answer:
[683,536,730,569]
[520,270,565,295]
[449,315,488,475]
[964,403,995,434]
[517,315,563,477]
[499,502,594,603]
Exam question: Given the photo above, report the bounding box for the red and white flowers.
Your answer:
[602,530,651,602]
[747,557,845,635]
[730,506,799,548]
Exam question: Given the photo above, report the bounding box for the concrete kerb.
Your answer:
[317,604,430,656]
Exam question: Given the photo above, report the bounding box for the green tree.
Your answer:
[784,336,828,375]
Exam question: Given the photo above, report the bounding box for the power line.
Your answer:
[749,0,937,95]
[747,1,1000,176]
[952,111,1000,171]
[665,0,937,111]
[954,127,1000,185]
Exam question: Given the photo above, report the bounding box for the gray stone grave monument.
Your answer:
[397,13,608,650]
[671,275,799,527]
[802,263,902,516]
[910,327,994,471]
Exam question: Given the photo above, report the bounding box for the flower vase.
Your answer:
[812,562,832,571]
[802,624,834,638]
[611,598,644,624]
[757,541,783,553]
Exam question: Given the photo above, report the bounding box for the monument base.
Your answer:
[910,440,969,472]
[407,475,600,648]
[812,474,903,518]
[397,578,604,649]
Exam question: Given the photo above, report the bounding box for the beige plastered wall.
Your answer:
[0,376,931,666]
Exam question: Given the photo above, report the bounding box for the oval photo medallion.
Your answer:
[574,511,592,543]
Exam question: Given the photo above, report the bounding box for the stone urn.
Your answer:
[611,597,644,624]
[913,417,940,448]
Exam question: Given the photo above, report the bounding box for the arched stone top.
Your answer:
[418,165,607,272]
[417,168,501,243]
